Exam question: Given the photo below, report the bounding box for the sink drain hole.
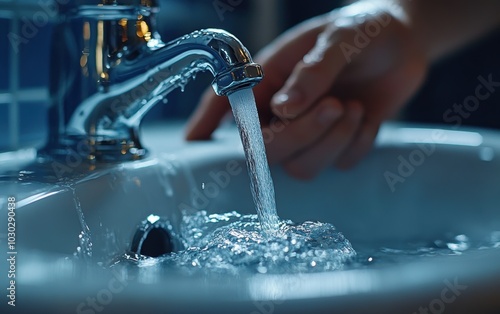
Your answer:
[131,216,176,257]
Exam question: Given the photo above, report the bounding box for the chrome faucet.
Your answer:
[44,0,263,161]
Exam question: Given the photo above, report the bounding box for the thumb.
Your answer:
[271,27,350,119]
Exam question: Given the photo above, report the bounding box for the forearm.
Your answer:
[392,0,500,61]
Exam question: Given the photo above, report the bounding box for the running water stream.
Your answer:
[116,88,356,273]
[227,88,280,237]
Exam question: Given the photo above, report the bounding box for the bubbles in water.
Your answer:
[108,214,500,280]
[140,211,356,275]
[445,234,470,252]
[433,234,470,252]
[75,230,93,261]
[491,231,500,248]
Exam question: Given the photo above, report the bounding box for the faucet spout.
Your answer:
[45,4,263,161]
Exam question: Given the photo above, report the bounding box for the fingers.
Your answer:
[270,26,350,120]
[335,121,380,170]
[283,100,364,180]
[185,88,230,140]
[186,15,330,141]
[264,97,344,163]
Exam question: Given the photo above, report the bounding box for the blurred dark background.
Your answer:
[0,0,499,151]
[403,27,500,129]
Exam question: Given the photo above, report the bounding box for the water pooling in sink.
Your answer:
[119,211,355,274]
[123,88,357,273]
[110,215,500,276]
[109,221,500,272]
[203,88,355,270]
[65,88,493,277]
[105,88,357,274]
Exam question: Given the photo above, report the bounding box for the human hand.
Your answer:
[185,1,428,179]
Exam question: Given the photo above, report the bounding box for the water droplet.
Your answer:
[257,266,268,273]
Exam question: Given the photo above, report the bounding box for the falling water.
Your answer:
[69,186,93,261]
[228,88,280,237]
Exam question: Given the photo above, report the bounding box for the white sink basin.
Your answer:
[1,122,500,313]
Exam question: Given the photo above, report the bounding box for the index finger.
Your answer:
[185,14,331,140]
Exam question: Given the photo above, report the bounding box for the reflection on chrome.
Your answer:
[44,0,263,162]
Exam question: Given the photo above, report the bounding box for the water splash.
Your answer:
[112,210,356,275]
[228,89,280,237]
